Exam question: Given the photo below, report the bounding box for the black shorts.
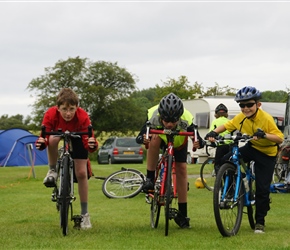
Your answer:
[160,141,188,163]
[70,137,88,159]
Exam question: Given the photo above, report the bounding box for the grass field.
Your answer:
[1,162,290,249]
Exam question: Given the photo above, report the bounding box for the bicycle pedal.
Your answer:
[145,194,152,204]
[44,180,57,188]
[72,215,83,230]
[169,208,179,220]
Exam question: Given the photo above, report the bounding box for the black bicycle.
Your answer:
[41,125,92,236]
[199,143,216,191]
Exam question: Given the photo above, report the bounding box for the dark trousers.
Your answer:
[222,143,276,225]
[214,144,230,174]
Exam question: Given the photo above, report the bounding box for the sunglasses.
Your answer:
[162,118,179,123]
[239,102,256,108]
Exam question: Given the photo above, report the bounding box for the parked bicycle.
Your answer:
[273,137,290,184]
[199,143,216,191]
[95,167,146,198]
[146,123,196,236]
[212,133,256,237]
[41,125,92,236]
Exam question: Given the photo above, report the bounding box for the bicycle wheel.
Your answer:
[102,169,144,198]
[60,155,71,236]
[247,174,256,229]
[274,163,287,182]
[213,163,244,237]
[150,183,161,228]
[200,157,215,191]
[165,155,173,236]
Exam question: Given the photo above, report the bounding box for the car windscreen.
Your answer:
[116,138,139,147]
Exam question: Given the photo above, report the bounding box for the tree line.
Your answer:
[0,56,288,133]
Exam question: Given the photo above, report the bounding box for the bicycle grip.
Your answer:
[88,125,93,138]
[41,125,46,138]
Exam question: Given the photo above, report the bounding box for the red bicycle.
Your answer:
[146,122,197,236]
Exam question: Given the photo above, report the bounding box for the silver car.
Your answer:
[97,137,144,164]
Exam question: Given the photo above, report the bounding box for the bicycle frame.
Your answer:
[41,125,92,235]
[147,126,195,236]
[222,136,255,207]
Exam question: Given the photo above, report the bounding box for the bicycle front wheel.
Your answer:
[60,155,71,236]
[165,155,173,236]
[102,169,144,198]
[200,157,215,191]
[213,163,244,237]
[150,186,161,228]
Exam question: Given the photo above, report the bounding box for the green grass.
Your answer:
[1,162,290,249]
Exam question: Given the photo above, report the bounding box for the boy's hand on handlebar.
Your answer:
[193,140,200,150]
[205,131,219,141]
[143,133,151,145]
[253,129,266,140]
[88,137,98,149]
[36,137,46,150]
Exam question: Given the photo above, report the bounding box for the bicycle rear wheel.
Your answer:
[150,184,161,228]
[213,163,244,237]
[274,163,287,183]
[60,155,71,236]
[165,155,173,236]
[102,169,144,198]
[200,157,215,191]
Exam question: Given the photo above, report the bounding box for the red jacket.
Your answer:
[38,106,97,153]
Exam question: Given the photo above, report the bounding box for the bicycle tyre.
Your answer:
[213,163,244,237]
[247,173,256,229]
[165,154,173,236]
[150,186,161,228]
[274,163,287,182]
[200,157,215,191]
[60,155,71,236]
[102,169,144,198]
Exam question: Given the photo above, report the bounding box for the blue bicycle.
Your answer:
[213,133,255,237]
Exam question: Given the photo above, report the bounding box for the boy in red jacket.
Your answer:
[36,88,98,229]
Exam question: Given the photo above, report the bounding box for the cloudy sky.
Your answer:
[1,0,290,117]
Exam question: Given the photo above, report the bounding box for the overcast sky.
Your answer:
[1,1,290,117]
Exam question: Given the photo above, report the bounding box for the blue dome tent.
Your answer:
[0,128,48,167]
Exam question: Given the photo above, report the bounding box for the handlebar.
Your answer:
[144,121,196,150]
[148,129,194,137]
[41,125,93,139]
[208,133,253,145]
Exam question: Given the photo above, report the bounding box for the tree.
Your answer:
[0,114,28,130]
[27,57,139,134]
[261,90,288,102]
[203,82,237,97]
[154,76,203,101]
